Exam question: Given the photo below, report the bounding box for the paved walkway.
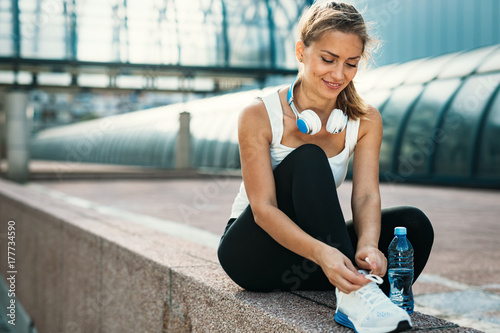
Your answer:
[10,161,500,332]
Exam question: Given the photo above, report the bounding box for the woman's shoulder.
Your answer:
[362,104,381,121]
[238,96,273,142]
[239,97,267,124]
[357,104,382,137]
[240,88,286,124]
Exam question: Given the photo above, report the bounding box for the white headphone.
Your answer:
[287,77,348,135]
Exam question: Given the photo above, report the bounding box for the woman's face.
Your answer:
[297,30,363,101]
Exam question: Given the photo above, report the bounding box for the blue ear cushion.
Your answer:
[297,118,309,134]
[299,109,322,135]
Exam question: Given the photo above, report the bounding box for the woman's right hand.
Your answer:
[314,243,369,294]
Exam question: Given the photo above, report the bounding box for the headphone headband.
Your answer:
[287,77,300,119]
[286,76,348,135]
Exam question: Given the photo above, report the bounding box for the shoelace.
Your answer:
[356,274,388,309]
[364,273,384,285]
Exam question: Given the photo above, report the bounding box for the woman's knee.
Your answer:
[385,206,434,243]
[404,206,433,235]
[291,144,327,161]
[278,144,330,175]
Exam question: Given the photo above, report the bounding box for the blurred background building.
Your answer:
[0,0,499,186]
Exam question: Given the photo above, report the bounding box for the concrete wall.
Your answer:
[0,178,474,332]
[0,178,344,333]
[0,178,216,332]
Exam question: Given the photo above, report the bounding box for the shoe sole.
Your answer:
[335,311,412,333]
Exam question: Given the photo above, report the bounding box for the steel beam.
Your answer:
[11,0,20,58]
[266,0,276,69]
[0,57,296,78]
[221,0,230,66]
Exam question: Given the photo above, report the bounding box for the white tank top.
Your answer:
[230,89,360,219]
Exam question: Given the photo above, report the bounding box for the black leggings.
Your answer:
[218,144,434,294]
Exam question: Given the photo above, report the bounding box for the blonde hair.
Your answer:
[298,2,376,119]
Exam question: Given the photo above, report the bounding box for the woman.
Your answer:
[218,2,434,333]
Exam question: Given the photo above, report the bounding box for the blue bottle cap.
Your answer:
[394,227,407,236]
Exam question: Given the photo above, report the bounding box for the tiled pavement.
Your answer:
[11,161,500,332]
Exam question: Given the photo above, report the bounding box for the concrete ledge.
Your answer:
[0,178,481,332]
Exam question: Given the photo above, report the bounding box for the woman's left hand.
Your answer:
[355,246,387,277]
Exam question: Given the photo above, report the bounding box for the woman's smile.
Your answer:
[322,79,344,90]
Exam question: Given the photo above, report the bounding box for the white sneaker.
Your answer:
[335,271,412,333]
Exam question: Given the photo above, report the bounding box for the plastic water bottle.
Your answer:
[388,226,414,314]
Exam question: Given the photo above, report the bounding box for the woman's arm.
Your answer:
[351,105,386,276]
[239,98,368,293]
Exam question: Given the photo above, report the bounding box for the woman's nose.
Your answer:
[330,63,344,81]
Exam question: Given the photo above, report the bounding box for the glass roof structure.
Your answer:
[0,0,311,68]
[31,44,500,188]
[1,0,499,94]
[2,0,498,66]
[357,44,500,187]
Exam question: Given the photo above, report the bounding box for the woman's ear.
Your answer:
[295,40,306,62]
